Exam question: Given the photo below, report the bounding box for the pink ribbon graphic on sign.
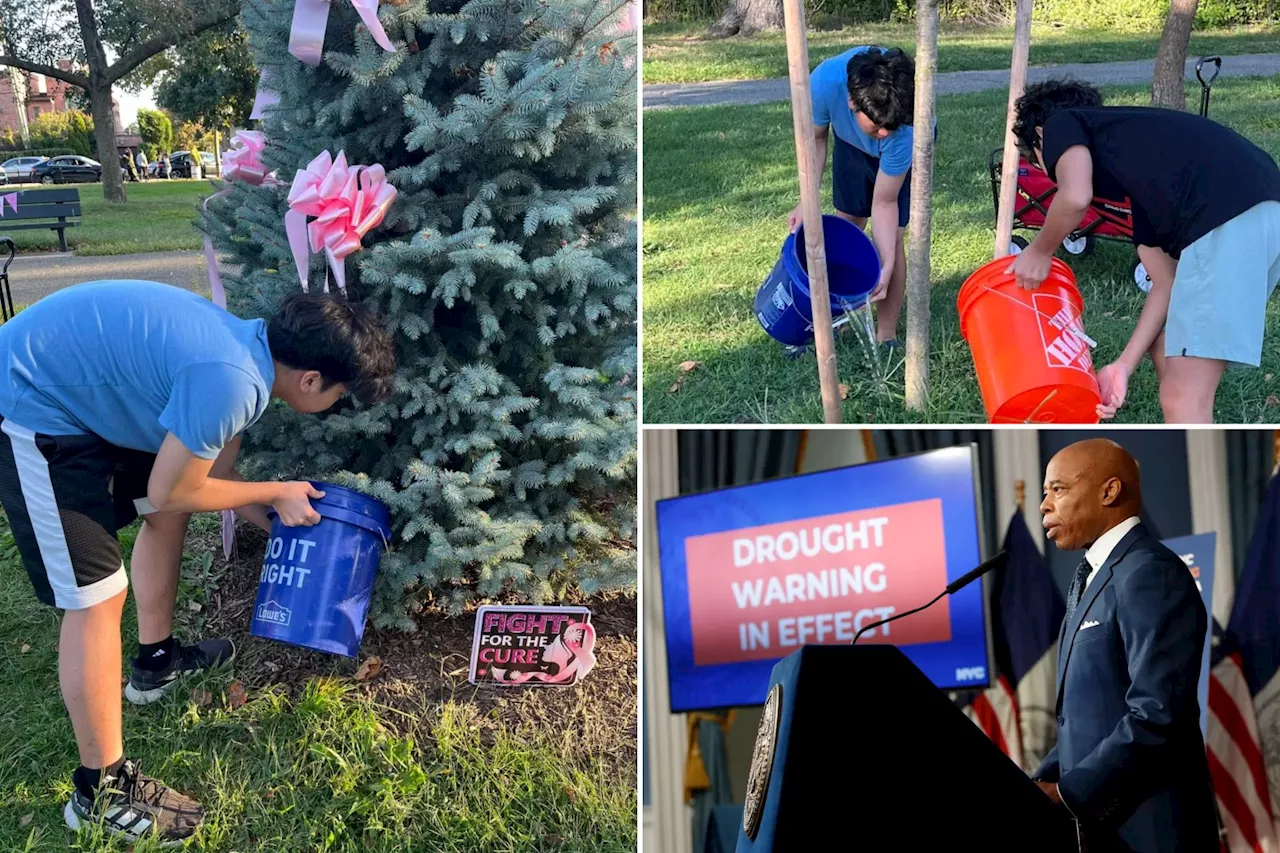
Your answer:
[0,193,17,216]
[284,150,397,294]
[289,0,396,66]
[491,622,598,685]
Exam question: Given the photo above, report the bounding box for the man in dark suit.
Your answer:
[1032,438,1218,852]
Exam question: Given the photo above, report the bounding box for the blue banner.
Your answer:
[1160,532,1216,738]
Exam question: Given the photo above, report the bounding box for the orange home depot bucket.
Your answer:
[958,256,1102,424]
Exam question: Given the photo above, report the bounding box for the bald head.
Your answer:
[1040,439,1142,550]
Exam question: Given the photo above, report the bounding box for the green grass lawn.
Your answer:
[0,515,637,852]
[642,21,1280,84]
[641,74,1280,424]
[1,181,210,256]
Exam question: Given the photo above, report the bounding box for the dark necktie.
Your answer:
[1064,557,1092,623]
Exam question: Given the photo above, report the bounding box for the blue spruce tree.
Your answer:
[205,0,636,625]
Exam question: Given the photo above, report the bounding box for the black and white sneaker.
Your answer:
[125,638,236,705]
[64,759,204,846]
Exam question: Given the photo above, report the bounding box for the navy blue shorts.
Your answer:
[832,133,912,227]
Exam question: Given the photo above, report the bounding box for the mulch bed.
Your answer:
[194,521,638,780]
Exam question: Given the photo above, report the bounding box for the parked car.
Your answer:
[30,155,102,185]
[146,159,170,179]
[170,151,218,179]
[0,169,6,186]
[1,156,48,183]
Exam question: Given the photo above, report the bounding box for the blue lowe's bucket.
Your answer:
[249,481,392,657]
[754,215,881,346]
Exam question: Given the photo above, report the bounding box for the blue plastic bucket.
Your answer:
[249,481,392,657]
[754,215,881,346]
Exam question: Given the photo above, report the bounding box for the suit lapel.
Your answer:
[1054,524,1146,709]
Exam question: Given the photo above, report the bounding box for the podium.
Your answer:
[734,645,1077,852]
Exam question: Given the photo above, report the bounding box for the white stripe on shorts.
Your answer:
[1,420,127,609]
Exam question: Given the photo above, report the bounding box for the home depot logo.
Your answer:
[256,599,291,627]
[1033,294,1093,375]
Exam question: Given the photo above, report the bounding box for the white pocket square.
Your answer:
[1079,620,1101,631]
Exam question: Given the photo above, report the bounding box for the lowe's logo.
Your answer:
[955,666,987,682]
[256,599,291,626]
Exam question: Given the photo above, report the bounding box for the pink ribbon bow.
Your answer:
[289,0,396,67]
[0,193,17,216]
[284,150,397,294]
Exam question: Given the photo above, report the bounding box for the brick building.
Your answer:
[0,60,125,148]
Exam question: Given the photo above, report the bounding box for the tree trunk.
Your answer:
[74,0,126,202]
[905,0,938,412]
[89,80,125,203]
[1151,0,1198,110]
[707,0,784,38]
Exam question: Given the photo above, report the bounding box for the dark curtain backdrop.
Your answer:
[1227,431,1275,581]
[677,430,805,495]
[675,429,803,853]
[871,430,1000,560]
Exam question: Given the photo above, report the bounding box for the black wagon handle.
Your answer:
[1,236,14,276]
[1196,55,1222,88]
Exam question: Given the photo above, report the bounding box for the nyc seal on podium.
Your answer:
[744,682,782,840]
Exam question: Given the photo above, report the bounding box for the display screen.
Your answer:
[656,445,991,711]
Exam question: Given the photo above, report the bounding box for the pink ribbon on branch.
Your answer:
[289,0,396,66]
[284,150,397,294]
[203,131,283,311]
[250,69,281,121]
[200,130,286,560]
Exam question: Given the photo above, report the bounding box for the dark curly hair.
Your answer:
[267,292,397,405]
[845,48,915,132]
[1013,79,1103,160]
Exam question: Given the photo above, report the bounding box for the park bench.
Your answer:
[0,187,82,253]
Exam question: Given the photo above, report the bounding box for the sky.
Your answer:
[115,85,158,129]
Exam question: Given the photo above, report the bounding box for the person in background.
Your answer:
[135,148,148,181]
[1007,79,1280,423]
[1032,438,1217,851]
[786,46,927,351]
[0,281,396,844]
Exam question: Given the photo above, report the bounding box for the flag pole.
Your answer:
[1014,479,1025,512]
[994,0,1035,259]
[782,0,842,424]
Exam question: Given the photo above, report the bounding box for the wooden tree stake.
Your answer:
[905,0,938,411]
[782,0,842,424]
[994,0,1035,259]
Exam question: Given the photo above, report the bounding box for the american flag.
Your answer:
[957,511,1065,772]
[1210,471,1280,852]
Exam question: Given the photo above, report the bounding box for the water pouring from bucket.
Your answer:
[249,481,392,657]
[958,256,1102,424]
[755,215,881,347]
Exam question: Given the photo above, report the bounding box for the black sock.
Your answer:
[136,636,177,671]
[73,756,127,801]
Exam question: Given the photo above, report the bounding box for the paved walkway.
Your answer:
[644,51,1280,110]
[5,250,209,304]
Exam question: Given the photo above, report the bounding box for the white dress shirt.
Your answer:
[1082,516,1142,589]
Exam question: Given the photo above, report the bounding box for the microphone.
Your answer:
[851,550,1008,644]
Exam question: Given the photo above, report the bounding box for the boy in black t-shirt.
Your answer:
[1006,80,1280,424]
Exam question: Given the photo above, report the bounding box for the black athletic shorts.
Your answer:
[831,132,913,227]
[0,415,158,610]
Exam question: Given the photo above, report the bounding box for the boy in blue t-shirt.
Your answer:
[788,46,919,347]
[0,281,396,844]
